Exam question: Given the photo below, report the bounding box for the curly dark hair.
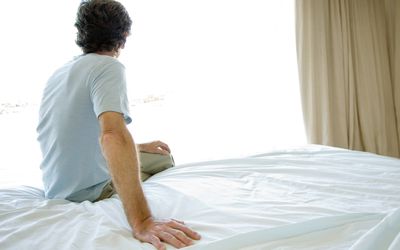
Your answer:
[75,0,132,54]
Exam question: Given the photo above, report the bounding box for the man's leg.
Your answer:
[139,152,175,181]
[94,181,116,202]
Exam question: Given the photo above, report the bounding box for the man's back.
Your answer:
[37,53,130,202]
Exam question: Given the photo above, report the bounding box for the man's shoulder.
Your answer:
[53,54,124,84]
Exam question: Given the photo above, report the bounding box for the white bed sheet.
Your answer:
[1,145,400,250]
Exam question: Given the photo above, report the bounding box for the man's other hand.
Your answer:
[138,141,171,155]
[133,217,201,250]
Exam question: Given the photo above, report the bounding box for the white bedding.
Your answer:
[1,145,400,250]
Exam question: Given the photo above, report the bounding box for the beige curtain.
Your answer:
[296,0,400,158]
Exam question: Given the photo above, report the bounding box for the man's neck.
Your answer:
[96,50,119,58]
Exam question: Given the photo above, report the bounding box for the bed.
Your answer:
[1,145,400,250]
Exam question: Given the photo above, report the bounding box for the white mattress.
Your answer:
[1,145,400,250]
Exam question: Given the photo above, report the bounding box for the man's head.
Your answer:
[75,0,132,54]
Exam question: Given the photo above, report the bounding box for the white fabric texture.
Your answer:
[1,145,400,249]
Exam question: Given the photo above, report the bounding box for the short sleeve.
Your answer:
[90,60,132,124]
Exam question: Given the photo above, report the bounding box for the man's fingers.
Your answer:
[148,235,165,250]
[168,221,201,240]
[134,233,165,250]
[145,140,170,155]
[156,141,171,153]
[172,219,185,225]
[157,231,185,249]
[166,228,193,246]
[156,147,170,155]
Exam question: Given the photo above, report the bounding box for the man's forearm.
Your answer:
[98,112,200,250]
[100,129,152,230]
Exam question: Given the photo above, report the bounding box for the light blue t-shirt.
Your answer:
[37,53,132,202]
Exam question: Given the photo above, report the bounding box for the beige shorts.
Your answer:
[94,152,175,202]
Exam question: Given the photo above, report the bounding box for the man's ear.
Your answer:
[120,32,129,49]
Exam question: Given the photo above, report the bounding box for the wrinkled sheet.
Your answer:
[1,145,400,250]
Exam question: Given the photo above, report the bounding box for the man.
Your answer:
[36,0,200,249]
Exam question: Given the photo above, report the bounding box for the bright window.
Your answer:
[0,0,305,186]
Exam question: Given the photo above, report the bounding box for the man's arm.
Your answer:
[99,112,200,250]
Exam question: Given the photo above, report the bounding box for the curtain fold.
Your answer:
[296,0,400,158]
[386,0,400,154]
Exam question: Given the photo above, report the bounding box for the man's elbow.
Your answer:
[100,130,128,148]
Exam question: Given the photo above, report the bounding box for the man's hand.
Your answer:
[138,141,171,155]
[134,217,201,250]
